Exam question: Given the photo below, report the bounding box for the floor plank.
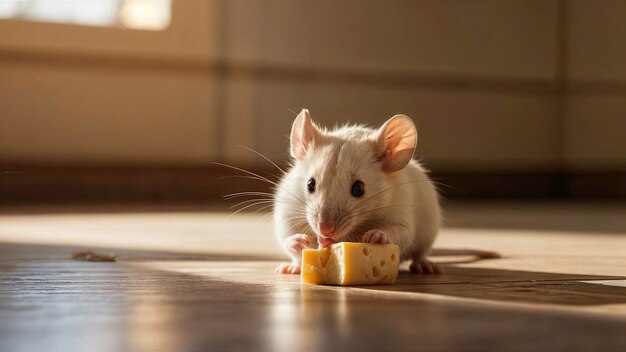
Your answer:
[1,202,625,351]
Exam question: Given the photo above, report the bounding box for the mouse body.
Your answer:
[274,109,441,275]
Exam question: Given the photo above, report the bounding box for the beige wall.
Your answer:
[0,0,624,172]
[564,1,626,171]
[222,0,562,171]
[225,0,559,79]
[0,60,218,164]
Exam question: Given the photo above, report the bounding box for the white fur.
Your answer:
[274,111,441,267]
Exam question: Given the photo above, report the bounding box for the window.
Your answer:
[0,0,171,31]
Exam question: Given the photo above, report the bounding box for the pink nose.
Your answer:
[318,221,336,237]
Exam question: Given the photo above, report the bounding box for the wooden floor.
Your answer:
[1,201,625,352]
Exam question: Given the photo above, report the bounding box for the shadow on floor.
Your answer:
[364,266,626,306]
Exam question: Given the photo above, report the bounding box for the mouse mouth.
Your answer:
[314,220,354,248]
[317,236,336,249]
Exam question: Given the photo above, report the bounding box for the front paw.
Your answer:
[361,229,391,244]
[284,234,314,254]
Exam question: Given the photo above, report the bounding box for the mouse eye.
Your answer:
[307,178,316,193]
[351,180,365,197]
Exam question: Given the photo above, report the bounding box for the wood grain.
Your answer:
[1,202,625,352]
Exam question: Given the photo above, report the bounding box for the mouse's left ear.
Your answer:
[376,114,418,172]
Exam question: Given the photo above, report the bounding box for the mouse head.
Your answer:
[289,109,417,244]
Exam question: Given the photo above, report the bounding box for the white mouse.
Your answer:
[274,109,449,275]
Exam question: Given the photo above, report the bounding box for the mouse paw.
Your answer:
[361,229,391,244]
[275,263,301,275]
[284,234,313,254]
[409,258,442,275]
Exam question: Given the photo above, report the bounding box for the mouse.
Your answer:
[274,109,499,275]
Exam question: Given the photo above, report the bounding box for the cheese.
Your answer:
[301,242,400,285]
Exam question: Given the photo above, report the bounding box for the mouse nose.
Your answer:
[318,221,336,237]
[318,208,336,237]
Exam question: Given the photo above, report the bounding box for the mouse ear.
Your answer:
[290,109,322,160]
[376,114,418,172]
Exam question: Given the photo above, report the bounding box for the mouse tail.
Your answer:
[429,248,501,259]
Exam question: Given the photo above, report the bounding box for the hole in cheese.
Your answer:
[391,253,396,262]
[372,266,381,278]
[380,260,385,267]
[362,248,370,256]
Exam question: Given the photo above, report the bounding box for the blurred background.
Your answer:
[0,0,625,204]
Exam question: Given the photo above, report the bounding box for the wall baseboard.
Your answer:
[1,164,624,204]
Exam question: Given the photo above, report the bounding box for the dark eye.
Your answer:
[307,178,316,193]
[351,180,365,197]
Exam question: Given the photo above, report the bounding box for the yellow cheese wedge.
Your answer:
[301,242,400,285]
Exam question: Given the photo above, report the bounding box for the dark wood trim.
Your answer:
[0,48,557,95]
[0,163,278,204]
[436,172,625,199]
[4,49,625,96]
[565,173,626,198]
[1,164,625,204]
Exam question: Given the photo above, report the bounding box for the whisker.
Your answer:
[251,204,274,214]
[226,201,276,219]
[283,210,308,221]
[340,204,433,225]
[212,158,310,206]
[285,220,310,236]
[236,145,286,175]
[229,199,276,210]
[223,191,274,200]
[213,159,305,206]
[218,175,280,187]
[286,107,299,117]
[210,161,278,187]
[227,197,301,207]
[256,211,274,223]
[275,190,306,206]
[430,180,466,194]
[282,210,308,219]
[358,204,431,215]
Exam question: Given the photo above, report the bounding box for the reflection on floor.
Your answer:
[0,202,625,352]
